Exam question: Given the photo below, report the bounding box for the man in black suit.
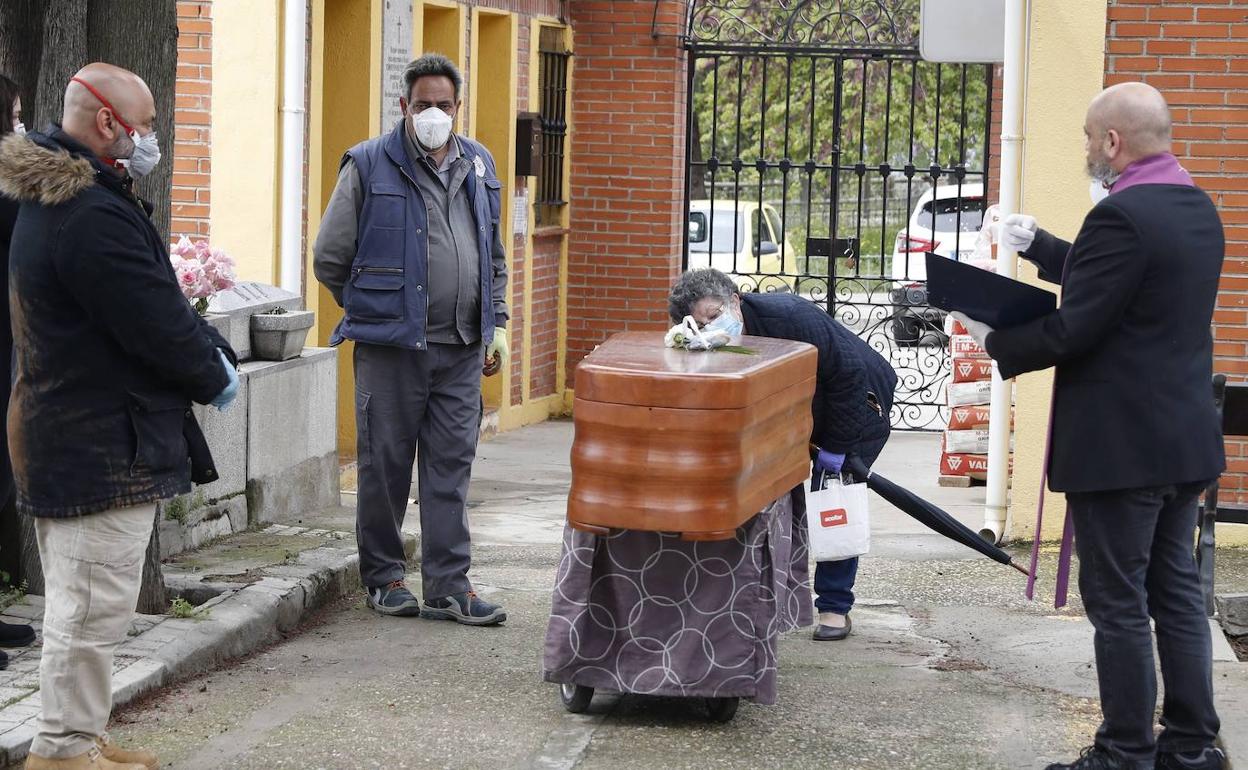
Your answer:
[955,82,1226,770]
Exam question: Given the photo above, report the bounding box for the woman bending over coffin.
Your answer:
[667,268,897,641]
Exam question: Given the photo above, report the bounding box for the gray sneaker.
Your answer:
[1157,748,1226,770]
[421,591,506,626]
[366,580,421,616]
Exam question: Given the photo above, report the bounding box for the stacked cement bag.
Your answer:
[939,204,1010,485]
[942,321,993,481]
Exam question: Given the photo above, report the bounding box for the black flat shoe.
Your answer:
[0,619,36,648]
[812,615,852,641]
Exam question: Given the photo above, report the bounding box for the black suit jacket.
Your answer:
[985,184,1225,493]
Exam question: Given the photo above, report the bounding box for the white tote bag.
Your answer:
[804,476,871,561]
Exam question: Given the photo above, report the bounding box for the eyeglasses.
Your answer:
[697,303,726,331]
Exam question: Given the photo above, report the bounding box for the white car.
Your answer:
[888,183,987,344]
[687,200,798,290]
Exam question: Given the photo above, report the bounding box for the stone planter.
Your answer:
[250,309,314,361]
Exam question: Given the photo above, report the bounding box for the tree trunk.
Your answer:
[87,0,179,613]
[33,0,88,133]
[689,109,707,201]
[17,518,42,595]
[0,0,179,611]
[89,0,178,242]
[0,0,46,126]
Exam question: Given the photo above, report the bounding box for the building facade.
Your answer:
[169,0,1248,544]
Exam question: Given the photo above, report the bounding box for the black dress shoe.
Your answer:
[0,619,36,648]
[812,615,852,641]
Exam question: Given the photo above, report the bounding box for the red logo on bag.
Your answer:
[946,456,963,471]
[821,508,848,528]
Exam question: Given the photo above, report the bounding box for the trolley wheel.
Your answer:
[559,683,594,713]
[705,696,739,723]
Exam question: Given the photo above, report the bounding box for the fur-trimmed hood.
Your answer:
[0,130,97,206]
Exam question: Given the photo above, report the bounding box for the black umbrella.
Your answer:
[827,451,1029,576]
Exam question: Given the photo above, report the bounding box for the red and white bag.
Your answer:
[952,357,993,383]
[805,477,871,561]
[950,334,989,360]
[945,428,991,455]
[947,379,992,407]
[940,452,989,479]
[948,404,992,431]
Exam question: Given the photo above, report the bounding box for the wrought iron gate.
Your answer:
[680,1,994,431]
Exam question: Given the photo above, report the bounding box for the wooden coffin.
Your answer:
[568,331,817,540]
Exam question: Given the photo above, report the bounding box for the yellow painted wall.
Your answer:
[418,1,466,68]
[301,1,565,450]
[1006,0,1109,543]
[311,0,381,456]
[209,0,281,283]
[470,9,518,414]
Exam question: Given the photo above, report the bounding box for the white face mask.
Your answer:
[705,306,744,337]
[120,130,162,178]
[411,108,453,151]
[12,122,25,136]
[1089,180,1110,205]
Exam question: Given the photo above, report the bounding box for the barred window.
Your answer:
[537,26,571,228]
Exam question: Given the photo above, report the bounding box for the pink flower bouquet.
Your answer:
[170,236,237,315]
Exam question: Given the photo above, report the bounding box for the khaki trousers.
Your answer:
[30,503,155,759]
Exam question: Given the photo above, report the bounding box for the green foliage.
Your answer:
[0,574,27,613]
[687,2,992,277]
[694,55,990,175]
[169,596,210,620]
[164,490,208,525]
[164,496,188,524]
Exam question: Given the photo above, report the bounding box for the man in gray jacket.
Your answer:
[314,53,509,626]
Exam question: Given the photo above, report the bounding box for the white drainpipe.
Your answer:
[279,0,308,295]
[981,0,1029,545]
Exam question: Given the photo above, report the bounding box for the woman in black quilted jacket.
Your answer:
[668,268,897,642]
[0,73,37,668]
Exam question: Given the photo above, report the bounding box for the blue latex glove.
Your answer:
[210,351,239,411]
[815,450,846,475]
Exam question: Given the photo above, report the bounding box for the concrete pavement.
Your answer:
[6,420,1246,769]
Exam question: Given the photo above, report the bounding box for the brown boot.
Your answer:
[96,735,158,770]
[24,745,147,769]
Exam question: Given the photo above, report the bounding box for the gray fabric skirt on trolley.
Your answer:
[542,492,812,705]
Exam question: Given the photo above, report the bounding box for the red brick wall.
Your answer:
[1104,1,1248,500]
[508,16,531,405]
[564,0,688,385]
[531,231,562,397]
[172,1,213,239]
[987,64,1003,205]
[455,3,563,405]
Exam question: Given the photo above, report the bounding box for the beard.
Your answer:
[1085,152,1117,185]
[107,130,134,163]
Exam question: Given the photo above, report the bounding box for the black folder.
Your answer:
[925,252,1057,329]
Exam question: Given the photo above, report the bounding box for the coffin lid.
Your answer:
[574,332,817,410]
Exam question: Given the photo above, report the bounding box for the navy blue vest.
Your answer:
[331,120,502,350]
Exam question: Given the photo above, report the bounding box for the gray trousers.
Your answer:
[354,341,483,599]
[1068,482,1220,764]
